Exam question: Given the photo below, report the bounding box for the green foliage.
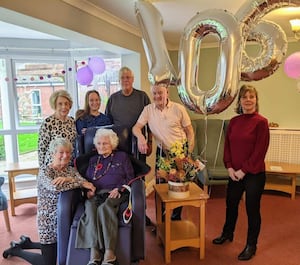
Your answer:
[0,133,38,160]
[17,133,38,153]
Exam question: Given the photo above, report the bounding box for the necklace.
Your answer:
[92,153,114,180]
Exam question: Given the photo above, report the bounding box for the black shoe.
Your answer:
[238,245,256,261]
[212,234,233,244]
[2,241,21,258]
[20,235,32,244]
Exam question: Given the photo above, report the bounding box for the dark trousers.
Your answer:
[4,242,56,265]
[156,147,182,220]
[222,172,266,246]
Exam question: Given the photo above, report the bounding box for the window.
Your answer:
[0,56,124,176]
[14,61,66,127]
[76,58,121,112]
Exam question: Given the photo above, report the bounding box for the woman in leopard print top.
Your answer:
[38,90,77,167]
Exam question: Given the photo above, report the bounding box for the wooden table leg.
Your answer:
[291,174,296,200]
[200,203,205,259]
[165,204,171,263]
[3,209,11,231]
[8,173,15,216]
[156,193,162,243]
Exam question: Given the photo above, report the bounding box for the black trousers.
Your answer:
[156,147,182,220]
[222,172,266,246]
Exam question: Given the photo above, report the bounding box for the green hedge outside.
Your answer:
[0,121,39,160]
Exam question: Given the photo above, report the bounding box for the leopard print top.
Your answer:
[37,164,85,244]
[38,115,77,167]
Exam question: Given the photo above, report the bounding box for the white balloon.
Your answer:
[177,9,242,114]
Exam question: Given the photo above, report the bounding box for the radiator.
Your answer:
[265,129,300,164]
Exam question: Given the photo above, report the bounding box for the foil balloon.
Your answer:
[236,0,300,81]
[284,52,300,79]
[135,0,177,85]
[178,9,242,114]
[241,20,287,81]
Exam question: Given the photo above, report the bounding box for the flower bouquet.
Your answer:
[156,139,205,183]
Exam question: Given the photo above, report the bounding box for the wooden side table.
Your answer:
[154,182,209,263]
[5,161,39,216]
[265,161,300,200]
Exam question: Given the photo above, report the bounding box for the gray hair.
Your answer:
[119,66,134,80]
[49,90,73,110]
[49,137,73,154]
[93,128,119,150]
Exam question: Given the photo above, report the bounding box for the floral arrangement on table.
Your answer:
[156,139,205,183]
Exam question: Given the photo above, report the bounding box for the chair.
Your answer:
[192,119,230,194]
[0,176,11,231]
[57,125,150,265]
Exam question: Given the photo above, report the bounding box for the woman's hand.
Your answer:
[108,188,121,198]
[52,177,72,186]
[228,168,239,181]
[235,169,245,180]
[82,181,96,198]
[82,181,96,192]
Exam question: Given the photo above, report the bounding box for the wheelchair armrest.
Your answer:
[130,178,145,261]
[57,189,83,265]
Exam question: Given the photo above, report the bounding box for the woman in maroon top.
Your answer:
[212,85,270,261]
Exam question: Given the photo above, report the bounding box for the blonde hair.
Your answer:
[49,90,73,110]
[93,128,119,150]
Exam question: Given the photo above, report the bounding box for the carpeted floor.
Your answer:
[1,185,300,265]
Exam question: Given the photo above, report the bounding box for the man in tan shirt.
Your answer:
[133,84,194,220]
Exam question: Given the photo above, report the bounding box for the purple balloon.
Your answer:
[88,57,106,74]
[76,66,93,85]
[284,52,300,79]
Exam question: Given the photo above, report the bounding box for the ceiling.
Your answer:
[1,0,300,50]
[84,0,300,47]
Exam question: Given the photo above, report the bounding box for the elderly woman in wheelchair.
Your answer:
[75,128,136,265]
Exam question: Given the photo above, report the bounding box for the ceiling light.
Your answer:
[290,19,300,40]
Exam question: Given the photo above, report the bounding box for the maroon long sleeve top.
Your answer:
[223,112,270,174]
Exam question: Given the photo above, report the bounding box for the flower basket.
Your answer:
[168,181,190,199]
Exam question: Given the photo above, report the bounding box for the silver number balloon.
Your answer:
[241,20,287,81]
[236,0,298,81]
[177,9,242,114]
[135,0,177,85]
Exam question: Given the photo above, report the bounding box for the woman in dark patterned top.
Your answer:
[212,85,270,261]
[38,90,77,167]
[3,138,95,265]
[76,128,134,265]
[75,90,111,135]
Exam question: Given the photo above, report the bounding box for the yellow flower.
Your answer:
[157,139,202,183]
